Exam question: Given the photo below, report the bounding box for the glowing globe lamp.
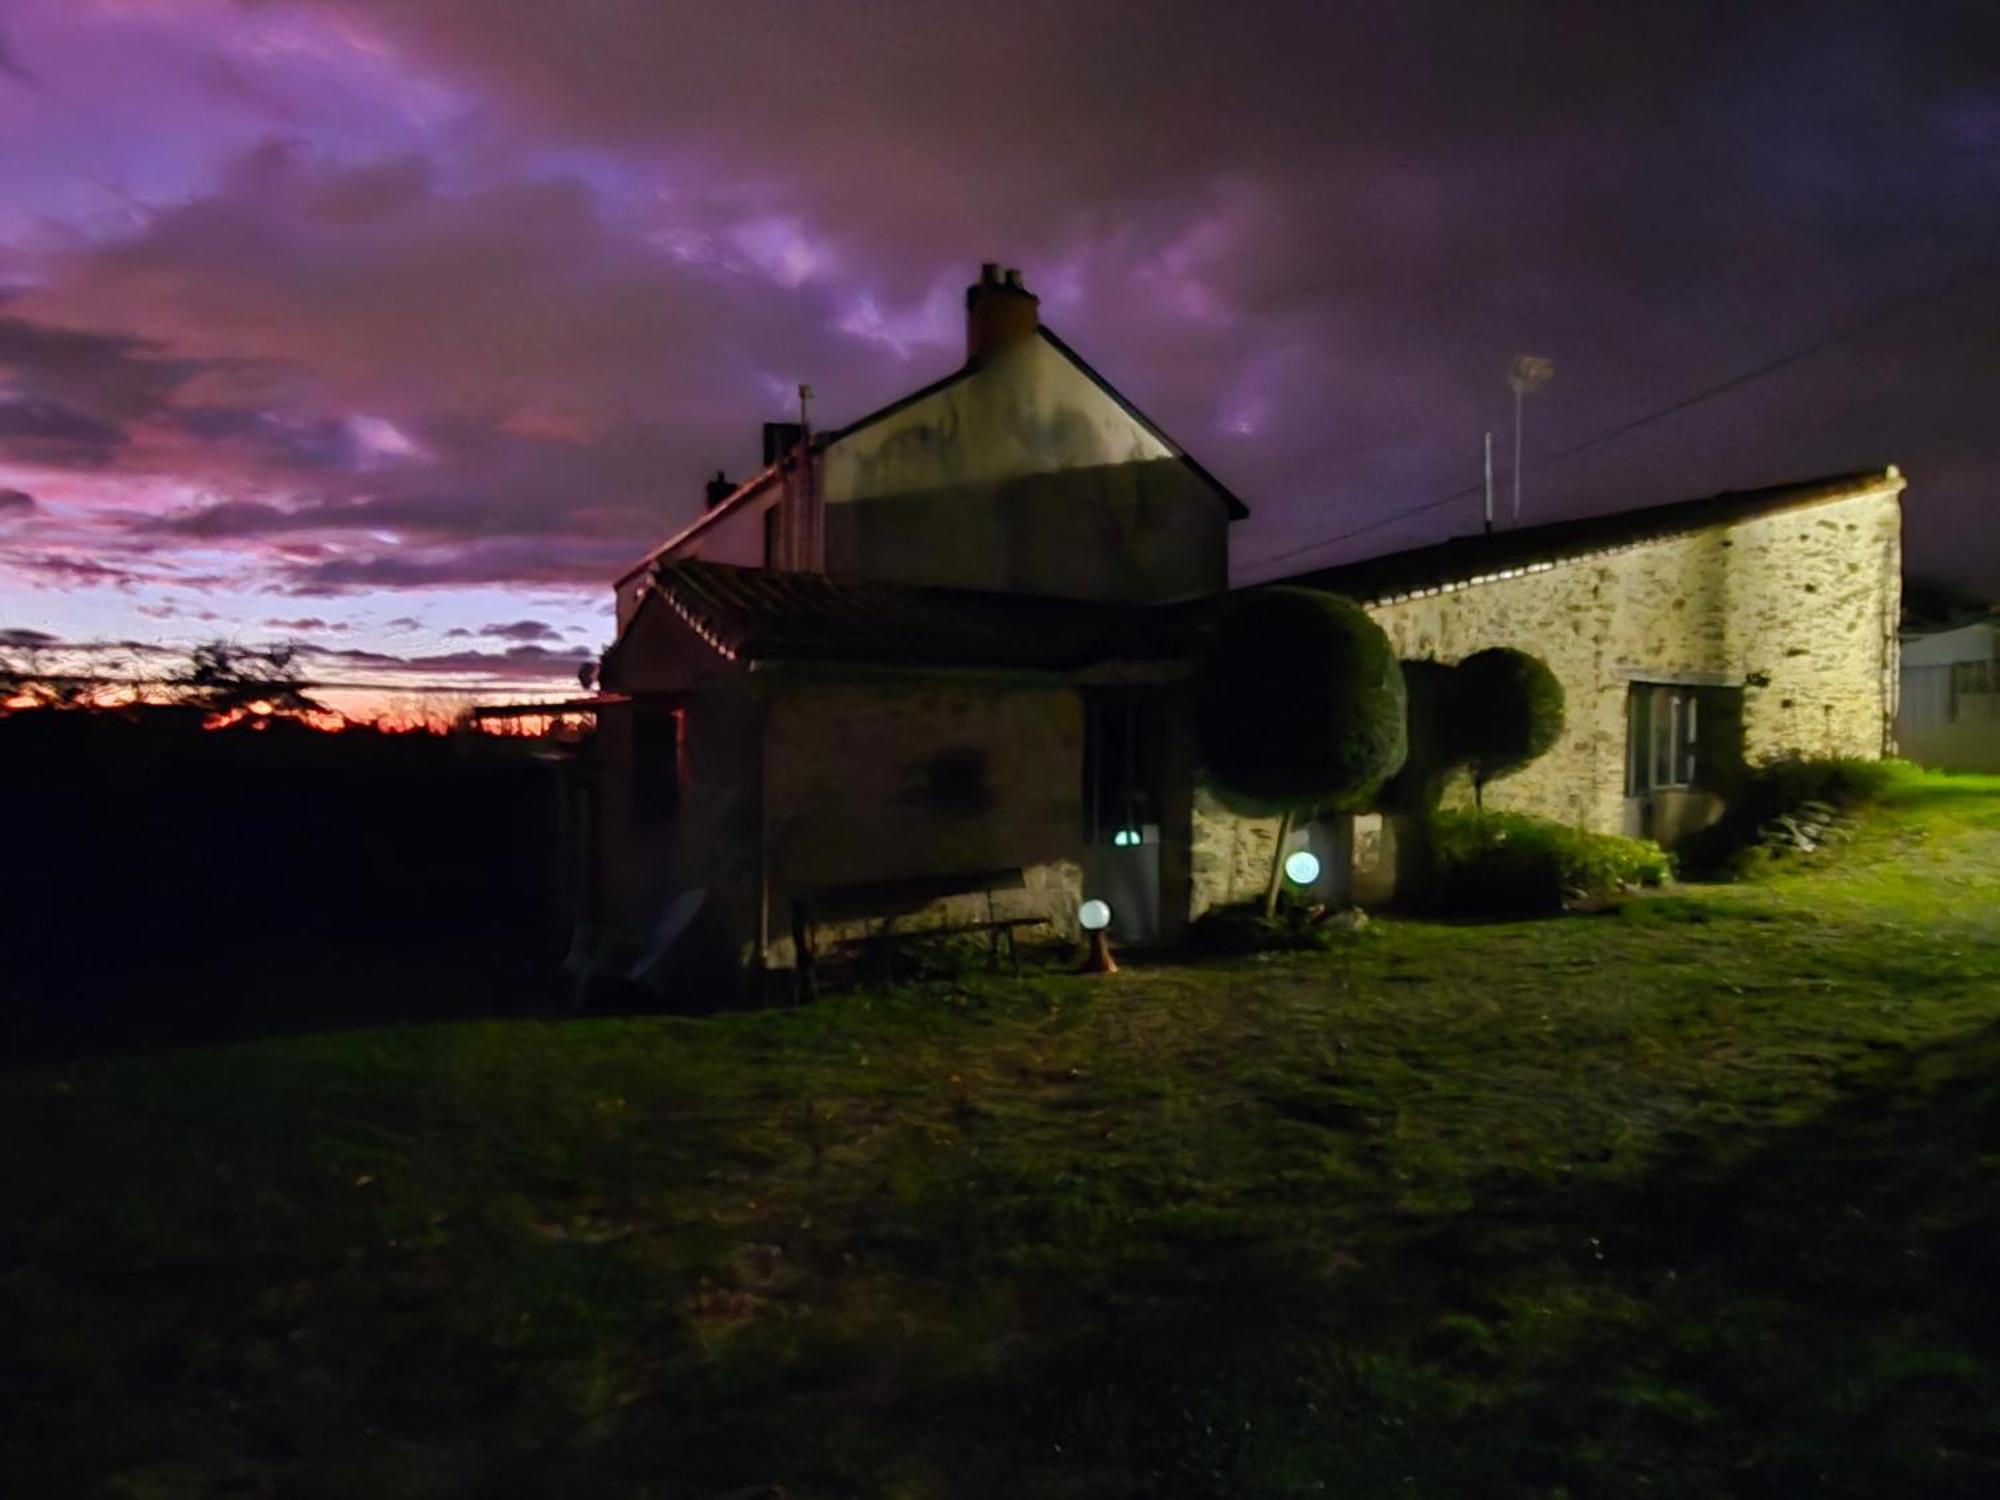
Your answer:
[1078,899,1117,973]
[1284,849,1322,886]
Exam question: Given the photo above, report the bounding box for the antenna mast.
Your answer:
[793,382,821,573]
[1483,431,1494,534]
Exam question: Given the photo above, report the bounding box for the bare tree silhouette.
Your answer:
[173,641,324,718]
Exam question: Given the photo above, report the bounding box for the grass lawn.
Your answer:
[8,768,2000,1498]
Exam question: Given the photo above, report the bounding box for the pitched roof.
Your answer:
[614,460,784,587]
[635,558,1210,673]
[1276,468,1903,604]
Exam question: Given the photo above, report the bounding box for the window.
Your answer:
[1083,693,1162,844]
[1627,684,1699,795]
[1951,658,2000,723]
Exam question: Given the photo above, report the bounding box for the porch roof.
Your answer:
[635,558,1215,673]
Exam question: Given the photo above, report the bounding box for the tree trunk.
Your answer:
[1262,807,1297,919]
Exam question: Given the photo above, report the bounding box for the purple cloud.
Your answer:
[0,398,127,469]
[0,24,39,88]
[477,619,562,643]
[1,0,1996,719]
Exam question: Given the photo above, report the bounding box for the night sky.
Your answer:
[2,1,1997,709]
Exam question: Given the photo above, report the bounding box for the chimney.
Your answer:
[965,261,1039,365]
[704,470,734,509]
[761,421,803,465]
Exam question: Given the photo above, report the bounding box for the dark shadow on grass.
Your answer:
[609,1020,2000,1498]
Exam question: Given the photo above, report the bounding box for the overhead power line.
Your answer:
[1244,254,2000,579]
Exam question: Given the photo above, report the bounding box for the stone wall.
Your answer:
[1186,792,1364,921]
[1186,482,1903,907]
[1362,485,1902,834]
[761,674,1088,962]
[1190,785,1286,917]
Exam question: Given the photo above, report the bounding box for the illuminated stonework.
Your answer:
[1191,478,1904,917]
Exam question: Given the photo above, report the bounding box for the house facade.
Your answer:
[591,264,1904,985]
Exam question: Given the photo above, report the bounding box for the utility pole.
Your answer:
[1508,355,1555,525]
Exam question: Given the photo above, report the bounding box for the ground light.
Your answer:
[1079,898,1117,974]
[1284,849,1321,885]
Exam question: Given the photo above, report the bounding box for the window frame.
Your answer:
[1950,658,1999,723]
[1627,683,1701,796]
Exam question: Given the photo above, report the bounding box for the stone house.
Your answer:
[591,263,1904,981]
[592,265,1243,977]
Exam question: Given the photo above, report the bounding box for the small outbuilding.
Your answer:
[1898,617,2000,771]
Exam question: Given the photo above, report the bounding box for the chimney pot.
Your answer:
[981,261,1001,283]
[1004,267,1022,288]
[704,469,735,509]
[761,421,803,465]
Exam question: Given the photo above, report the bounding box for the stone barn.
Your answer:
[1278,467,1906,848]
[588,263,1905,983]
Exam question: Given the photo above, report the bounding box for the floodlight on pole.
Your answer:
[1508,354,1555,525]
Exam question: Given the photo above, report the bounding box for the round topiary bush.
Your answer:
[1451,646,1564,801]
[1192,587,1407,815]
[1381,657,1461,814]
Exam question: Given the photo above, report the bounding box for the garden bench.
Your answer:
[792,866,1048,997]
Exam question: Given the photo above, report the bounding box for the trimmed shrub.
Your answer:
[1426,811,1670,918]
[1452,648,1565,802]
[1381,658,1460,815]
[1193,587,1407,815]
[1194,587,1408,915]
